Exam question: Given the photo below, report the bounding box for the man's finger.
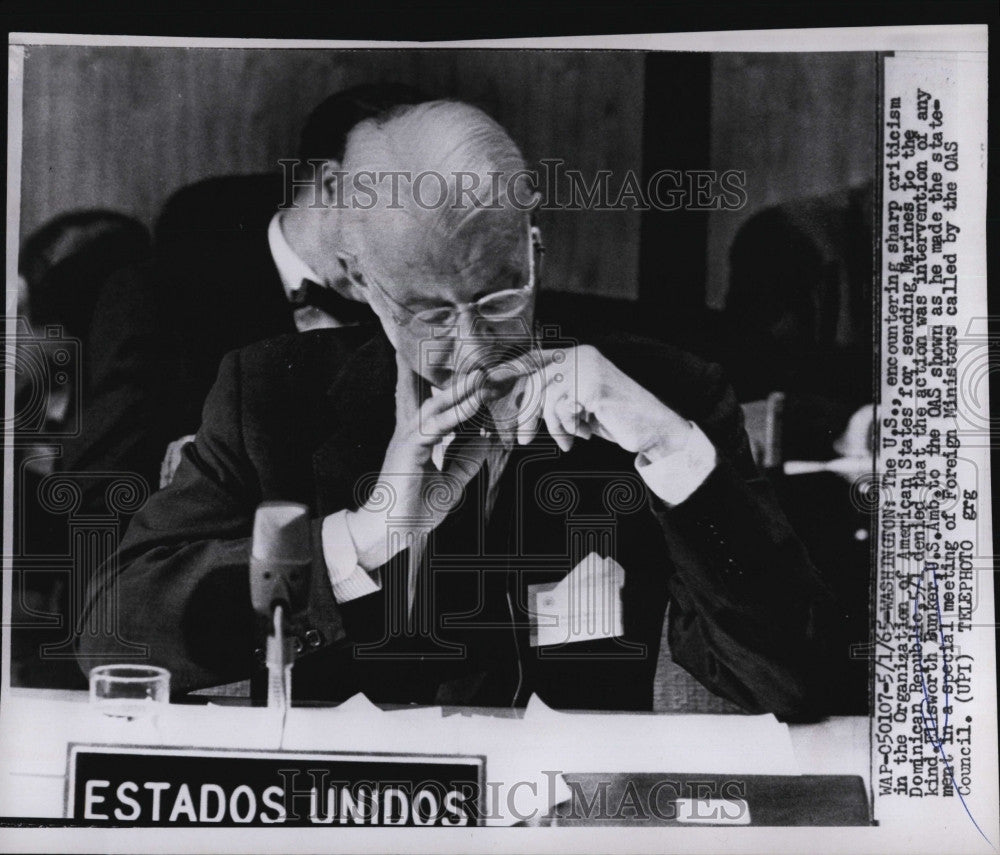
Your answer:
[485,348,566,385]
[492,349,580,447]
[539,374,574,452]
[513,363,567,446]
[395,350,422,418]
[553,393,577,428]
[421,387,490,443]
[554,394,591,443]
[422,369,485,416]
[515,373,544,446]
[574,414,594,440]
[542,405,573,452]
[516,407,540,446]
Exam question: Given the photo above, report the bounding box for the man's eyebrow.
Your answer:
[472,269,525,300]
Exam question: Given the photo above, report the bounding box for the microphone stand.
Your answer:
[248,500,312,731]
[266,604,294,713]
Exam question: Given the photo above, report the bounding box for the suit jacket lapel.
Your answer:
[312,330,397,516]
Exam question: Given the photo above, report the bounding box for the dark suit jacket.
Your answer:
[156,173,300,434]
[79,327,843,719]
[154,175,304,433]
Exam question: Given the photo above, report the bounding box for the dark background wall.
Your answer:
[17,46,644,299]
[706,52,879,308]
[17,46,877,311]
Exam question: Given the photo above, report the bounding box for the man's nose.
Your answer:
[450,313,495,378]
[455,304,480,340]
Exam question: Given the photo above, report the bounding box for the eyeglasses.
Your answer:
[348,223,543,333]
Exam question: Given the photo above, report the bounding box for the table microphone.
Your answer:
[249,501,311,711]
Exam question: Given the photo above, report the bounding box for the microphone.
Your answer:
[249,502,311,711]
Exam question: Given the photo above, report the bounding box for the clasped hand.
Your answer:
[343,345,691,570]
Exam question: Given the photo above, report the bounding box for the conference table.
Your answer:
[0,687,870,827]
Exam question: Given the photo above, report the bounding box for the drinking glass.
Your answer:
[89,664,170,720]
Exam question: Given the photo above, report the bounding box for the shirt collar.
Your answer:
[267,212,324,301]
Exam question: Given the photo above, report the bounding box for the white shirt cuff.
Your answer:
[321,511,382,603]
[634,422,717,507]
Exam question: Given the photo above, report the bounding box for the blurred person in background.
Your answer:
[12,209,151,688]
[13,84,430,692]
[720,181,877,713]
[149,83,428,486]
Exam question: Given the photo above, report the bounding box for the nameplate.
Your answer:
[66,744,485,826]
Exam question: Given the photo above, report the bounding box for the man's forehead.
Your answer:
[351,208,525,282]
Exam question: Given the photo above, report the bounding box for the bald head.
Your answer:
[334,100,538,386]
[346,101,531,223]
[339,101,534,288]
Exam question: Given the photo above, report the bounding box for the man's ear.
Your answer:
[320,160,345,208]
[509,172,542,212]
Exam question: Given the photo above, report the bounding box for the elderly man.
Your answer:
[79,101,840,718]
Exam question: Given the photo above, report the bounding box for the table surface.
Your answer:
[1,688,871,825]
[3,687,870,775]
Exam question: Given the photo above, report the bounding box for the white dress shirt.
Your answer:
[267,213,344,333]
